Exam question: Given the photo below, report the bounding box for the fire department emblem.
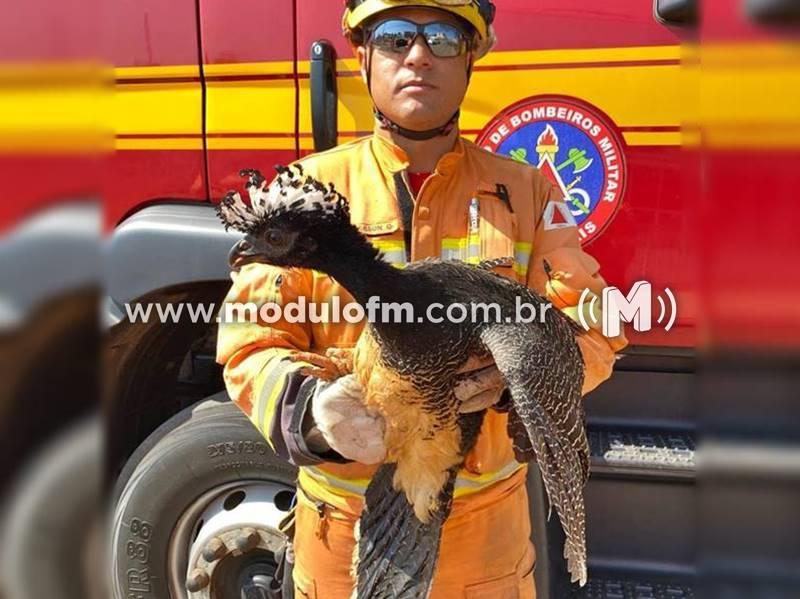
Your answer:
[477,96,627,245]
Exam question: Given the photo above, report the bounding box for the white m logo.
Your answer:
[602,281,653,337]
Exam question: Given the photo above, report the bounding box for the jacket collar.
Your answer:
[371,131,467,176]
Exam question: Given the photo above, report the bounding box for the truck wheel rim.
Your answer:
[167,480,295,598]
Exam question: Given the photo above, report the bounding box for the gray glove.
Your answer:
[307,374,387,465]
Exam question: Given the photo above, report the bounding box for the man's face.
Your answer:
[357,7,472,132]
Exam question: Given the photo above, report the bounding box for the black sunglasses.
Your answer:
[366,19,471,58]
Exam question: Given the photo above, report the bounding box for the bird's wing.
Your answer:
[480,321,589,587]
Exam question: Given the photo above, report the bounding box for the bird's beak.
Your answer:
[228,238,261,270]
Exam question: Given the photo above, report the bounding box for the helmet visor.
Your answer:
[346,0,495,28]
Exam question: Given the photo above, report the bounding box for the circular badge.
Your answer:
[476,96,626,245]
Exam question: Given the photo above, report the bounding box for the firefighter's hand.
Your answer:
[309,374,387,465]
[455,357,507,414]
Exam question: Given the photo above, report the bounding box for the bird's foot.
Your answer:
[325,347,355,374]
[290,348,354,381]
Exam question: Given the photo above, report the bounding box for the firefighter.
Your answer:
[216,1,627,597]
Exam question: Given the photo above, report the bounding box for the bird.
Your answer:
[219,165,590,598]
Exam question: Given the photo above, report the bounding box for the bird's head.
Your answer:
[219,165,354,271]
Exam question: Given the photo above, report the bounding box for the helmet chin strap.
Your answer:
[366,45,474,141]
[373,107,459,140]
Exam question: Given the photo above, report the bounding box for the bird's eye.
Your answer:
[266,230,284,245]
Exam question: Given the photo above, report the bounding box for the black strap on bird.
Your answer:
[393,172,415,261]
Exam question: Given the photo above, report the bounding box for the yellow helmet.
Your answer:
[343,0,497,59]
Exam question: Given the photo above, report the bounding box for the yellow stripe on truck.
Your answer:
[206,79,295,139]
[115,82,202,136]
[113,46,689,150]
[298,45,690,143]
[0,63,110,153]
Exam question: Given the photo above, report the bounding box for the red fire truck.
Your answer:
[104,2,698,596]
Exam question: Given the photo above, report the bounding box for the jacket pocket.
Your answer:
[464,571,520,599]
[464,542,536,599]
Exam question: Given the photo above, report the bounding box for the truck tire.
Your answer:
[110,395,298,599]
[0,417,102,599]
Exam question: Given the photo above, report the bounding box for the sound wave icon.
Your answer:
[578,288,597,332]
[657,288,677,331]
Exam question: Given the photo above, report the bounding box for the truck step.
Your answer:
[589,428,695,476]
[574,578,695,598]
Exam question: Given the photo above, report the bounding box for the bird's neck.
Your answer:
[328,254,407,306]
[314,225,408,306]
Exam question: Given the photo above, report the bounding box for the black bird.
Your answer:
[219,165,590,598]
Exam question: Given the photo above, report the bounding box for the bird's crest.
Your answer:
[216,164,350,234]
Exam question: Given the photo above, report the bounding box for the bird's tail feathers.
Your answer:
[522,401,588,586]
